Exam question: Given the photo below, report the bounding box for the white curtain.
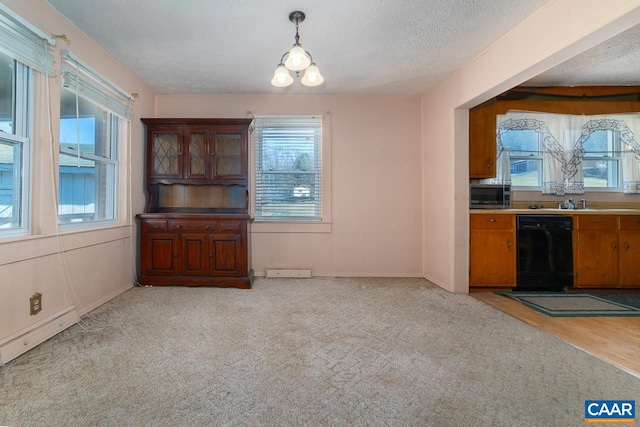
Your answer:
[613,114,640,194]
[497,111,640,195]
[623,152,640,193]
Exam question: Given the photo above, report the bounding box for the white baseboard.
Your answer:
[0,282,134,366]
[0,306,77,365]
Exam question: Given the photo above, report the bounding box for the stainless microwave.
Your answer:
[470,184,511,209]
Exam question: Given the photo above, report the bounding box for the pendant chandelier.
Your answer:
[271,11,324,87]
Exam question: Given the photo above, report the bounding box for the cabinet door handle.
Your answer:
[488,159,493,167]
[205,225,210,229]
[173,253,178,257]
[209,254,213,258]
[611,241,617,251]
[152,224,159,229]
[506,238,512,251]
[625,241,630,252]
[487,218,496,223]
[175,225,181,229]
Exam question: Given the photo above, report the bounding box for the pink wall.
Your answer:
[154,94,424,276]
[422,0,640,293]
[4,0,640,359]
[0,0,154,357]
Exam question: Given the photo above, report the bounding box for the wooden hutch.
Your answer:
[136,118,253,288]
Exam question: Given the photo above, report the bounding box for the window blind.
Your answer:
[254,115,323,220]
[61,50,133,120]
[0,3,54,75]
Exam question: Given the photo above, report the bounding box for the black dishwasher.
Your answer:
[516,215,573,291]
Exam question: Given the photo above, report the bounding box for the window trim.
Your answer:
[58,112,123,230]
[0,59,32,239]
[581,129,622,191]
[0,132,31,237]
[253,115,323,221]
[57,50,133,231]
[250,113,332,233]
[502,127,544,189]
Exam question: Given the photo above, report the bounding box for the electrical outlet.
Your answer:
[30,292,42,315]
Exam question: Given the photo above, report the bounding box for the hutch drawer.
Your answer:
[169,220,216,232]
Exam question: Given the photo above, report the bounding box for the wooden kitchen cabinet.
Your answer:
[619,215,640,288]
[469,213,516,287]
[469,99,497,179]
[573,215,619,288]
[137,118,253,289]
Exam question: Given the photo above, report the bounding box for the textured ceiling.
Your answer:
[45,0,640,96]
[525,23,640,87]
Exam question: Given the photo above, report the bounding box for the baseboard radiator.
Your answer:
[0,306,77,365]
[265,268,312,278]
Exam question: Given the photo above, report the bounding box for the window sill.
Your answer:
[513,187,624,193]
[58,219,120,232]
[251,221,332,234]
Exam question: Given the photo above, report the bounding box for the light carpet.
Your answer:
[1,277,639,426]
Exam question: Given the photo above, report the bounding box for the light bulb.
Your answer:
[301,64,324,87]
[271,64,293,87]
[284,45,311,71]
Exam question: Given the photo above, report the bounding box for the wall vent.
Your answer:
[265,268,312,278]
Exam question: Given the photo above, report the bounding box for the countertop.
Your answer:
[470,208,640,215]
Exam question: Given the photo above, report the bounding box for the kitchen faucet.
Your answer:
[579,199,587,209]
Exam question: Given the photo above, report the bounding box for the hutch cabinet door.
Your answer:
[208,235,245,276]
[180,233,209,276]
[212,132,245,179]
[185,128,208,180]
[141,234,181,275]
[149,130,183,179]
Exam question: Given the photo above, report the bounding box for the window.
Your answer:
[494,112,640,194]
[500,128,542,187]
[254,116,323,220]
[0,4,55,237]
[581,129,620,188]
[59,90,119,224]
[0,50,32,237]
[58,51,132,226]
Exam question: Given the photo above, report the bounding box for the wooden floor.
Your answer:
[472,292,640,378]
